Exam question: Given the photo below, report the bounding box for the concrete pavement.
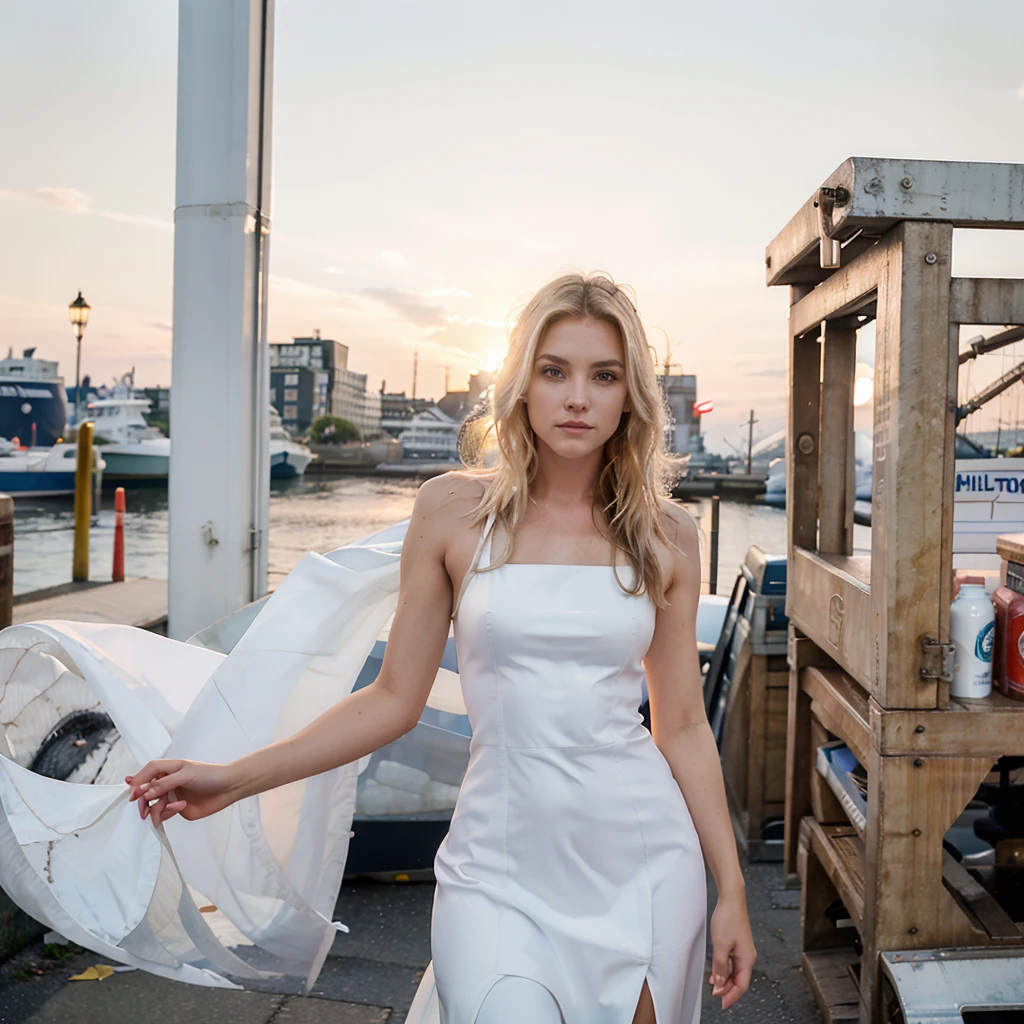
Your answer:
[0,855,823,1023]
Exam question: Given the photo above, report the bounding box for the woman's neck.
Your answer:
[530,440,604,507]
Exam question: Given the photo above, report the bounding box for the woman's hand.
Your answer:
[125,760,240,826]
[708,893,756,1009]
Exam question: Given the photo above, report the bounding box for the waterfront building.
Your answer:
[337,369,382,440]
[270,332,380,438]
[380,390,436,438]
[270,331,348,432]
[270,365,322,433]
[658,372,704,456]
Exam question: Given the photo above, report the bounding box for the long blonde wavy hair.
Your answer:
[460,271,685,607]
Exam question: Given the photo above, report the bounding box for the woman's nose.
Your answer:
[565,385,589,410]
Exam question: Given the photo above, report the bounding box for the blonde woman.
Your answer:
[127,272,756,1023]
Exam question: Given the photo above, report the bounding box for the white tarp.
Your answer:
[0,525,427,991]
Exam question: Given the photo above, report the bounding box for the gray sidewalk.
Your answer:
[0,855,822,1023]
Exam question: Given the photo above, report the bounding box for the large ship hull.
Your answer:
[0,381,67,448]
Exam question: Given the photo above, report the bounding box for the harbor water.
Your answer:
[11,477,798,599]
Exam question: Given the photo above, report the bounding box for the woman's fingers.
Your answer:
[126,760,184,798]
[711,944,733,997]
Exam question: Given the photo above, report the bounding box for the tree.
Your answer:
[310,415,360,444]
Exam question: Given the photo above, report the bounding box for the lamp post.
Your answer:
[68,291,90,426]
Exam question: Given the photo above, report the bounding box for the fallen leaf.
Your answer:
[69,964,115,981]
[198,905,217,913]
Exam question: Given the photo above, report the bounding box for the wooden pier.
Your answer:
[671,473,766,501]
[767,157,1024,1023]
[12,577,168,632]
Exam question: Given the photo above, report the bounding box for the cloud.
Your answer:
[380,249,408,269]
[99,210,172,232]
[362,288,447,328]
[150,321,173,332]
[443,314,506,329]
[323,267,346,275]
[0,185,171,231]
[269,274,363,308]
[423,285,471,298]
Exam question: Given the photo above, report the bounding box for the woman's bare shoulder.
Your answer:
[655,497,701,591]
[656,497,699,553]
[414,471,490,517]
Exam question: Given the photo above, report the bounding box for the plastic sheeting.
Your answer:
[0,522,455,991]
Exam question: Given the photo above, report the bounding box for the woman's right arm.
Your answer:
[127,476,460,824]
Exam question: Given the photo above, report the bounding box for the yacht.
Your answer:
[0,348,68,449]
[90,395,170,481]
[269,406,314,478]
[398,407,461,461]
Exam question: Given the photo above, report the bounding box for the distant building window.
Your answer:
[284,388,298,402]
[284,373,299,386]
[270,388,277,403]
[283,405,298,420]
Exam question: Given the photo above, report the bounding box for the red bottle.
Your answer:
[992,585,1024,701]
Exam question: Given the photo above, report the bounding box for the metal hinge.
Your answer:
[920,636,955,684]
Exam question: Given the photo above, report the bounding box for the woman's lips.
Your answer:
[557,423,593,435]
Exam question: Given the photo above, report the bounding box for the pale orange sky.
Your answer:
[4,1,1024,452]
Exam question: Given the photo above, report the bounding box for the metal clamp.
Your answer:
[920,636,955,684]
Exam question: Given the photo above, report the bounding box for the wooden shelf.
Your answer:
[870,690,1024,758]
[801,949,861,1024]
[802,660,1024,760]
[802,664,872,769]
[801,816,865,936]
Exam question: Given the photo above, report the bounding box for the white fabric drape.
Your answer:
[0,525,434,991]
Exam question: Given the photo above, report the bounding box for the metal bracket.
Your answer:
[920,636,955,684]
[816,187,842,269]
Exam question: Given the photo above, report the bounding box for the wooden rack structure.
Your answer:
[767,157,1024,1024]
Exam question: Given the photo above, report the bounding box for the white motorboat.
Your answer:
[90,396,170,481]
[0,438,104,497]
[269,406,314,478]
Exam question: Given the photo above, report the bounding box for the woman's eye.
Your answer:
[595,371,617,382]
[541,366,563,378]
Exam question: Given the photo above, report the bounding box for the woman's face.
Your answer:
[524,316,630,460]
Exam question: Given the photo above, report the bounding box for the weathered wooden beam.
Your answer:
[869,692,1024,757]
[859,752,995,1021]
[788,241,889,340]
[787,289,822,561]
[767,157,1024,288]
[950,277,1024,326]
[789,546,873,692]
[818,323,857,556]
[871,222,956,710]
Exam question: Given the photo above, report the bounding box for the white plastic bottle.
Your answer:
[950,583,995,699]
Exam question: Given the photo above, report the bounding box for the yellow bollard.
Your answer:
[72,422,93,582]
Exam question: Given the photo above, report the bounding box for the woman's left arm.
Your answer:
[642,501,756,1010]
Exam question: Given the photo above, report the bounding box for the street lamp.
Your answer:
[68,291,90,425]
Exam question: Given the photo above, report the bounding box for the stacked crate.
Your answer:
[766,158,1024,1023]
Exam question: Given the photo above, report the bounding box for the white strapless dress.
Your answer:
[408,515,707,1024]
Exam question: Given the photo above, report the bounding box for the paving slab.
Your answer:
[12,577,168,630]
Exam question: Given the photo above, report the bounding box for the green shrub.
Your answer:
[310,416,360,444]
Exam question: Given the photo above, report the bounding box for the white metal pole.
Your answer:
[169,0,273,640]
